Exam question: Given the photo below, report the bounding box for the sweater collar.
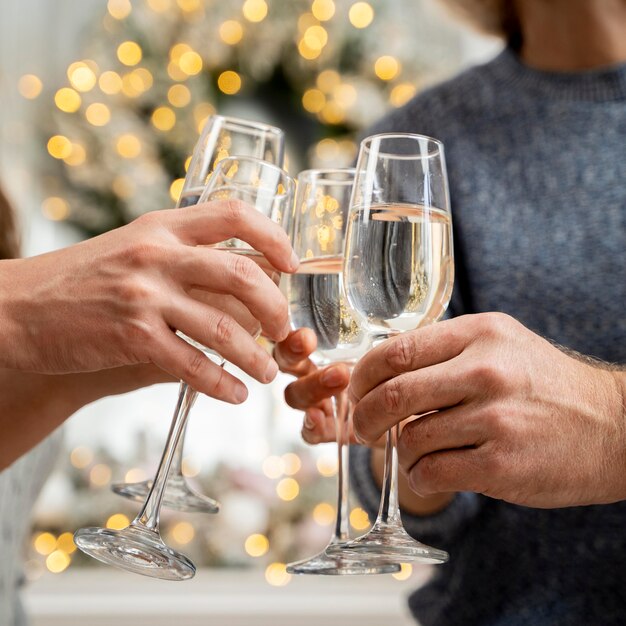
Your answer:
[488,47,626,102]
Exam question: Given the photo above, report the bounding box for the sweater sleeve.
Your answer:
[350,445,483,548]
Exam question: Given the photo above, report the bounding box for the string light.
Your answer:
[311,0,335,21]
[54,88,81,113]
[170,178,185,201]
[168,83,191,107]
[64,143,87,166]
[302,88,326,113]
[349,507,370,530]
[47,135,73,159]
[312,502,335,525]
[374,55,400,81]
[107,0,132,19]
[99,71,123,94]
[194,102,215,132]
[90,464,112,486]
[151,106,176,131]
[276,478,300,501]
[303,25,328,52]
[281,453,301,476]
[116,134,142,158]
[85,103,111,126]
[117,41,143,66]
[113,175,136,199]
[46,550,71,574]
[219,20,243,45]
[70,446,93,468]
[34,533,57,556]
[316,455,338,477]
[146,0,171,11]
[42,197,70,221]
[217,70,242,95]
[242,0,268,23]
[106,514,130,529]
[390,82,416,107]
[392,563,413,581]
[262,455,284,479]
[171,522,195,544]
[319,101,345,124]
[177,0,202,12]
[333,83,357,108]
[316,69,340,92]
[245,533,269,557]
[298,39,322,61]
[184,156,193,171]
[18,74,43,99]
[56,533,77,554]
[168,61,188,81]
[179,50,203,75]
[68,62,97,92]
[265,563,291,586]
[132,68,154,91]
[349,2,374,28]
[298,12,318,33]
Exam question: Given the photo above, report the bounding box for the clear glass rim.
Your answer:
[210,155,295,196]
[297,167,356,186]
[361,132,444,160]
[212,114,284,138]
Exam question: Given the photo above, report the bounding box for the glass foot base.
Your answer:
[342,523,449,564]
[111,476,219,514]
[287,544,401,575]
[74,525,196,581]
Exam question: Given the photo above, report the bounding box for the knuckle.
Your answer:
[476,311,514,338]
[385,334,417,372]
[223,199,246,225]
[182,351,208,383]
[230,254,259,289]
[125,241,160,269]
[382,379,404,414]
[412,455,440,494]
[468,360,507,391]
[208,365,231,400]
[122,316,154,348]
[213,313,236,345]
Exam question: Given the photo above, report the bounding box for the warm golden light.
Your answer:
[107,0,132,19]
[184,155,193,171]
[146,0,171,11]
[219,20,243,45]
[349,507,370,530]
[297,12,318,33]
[298,39,322,61]
[151,106,176,131]
[168,83,191,107]
[276,478,300,501]
[316,455,338,477]
[242,0,268,22]
[70,446,93,468]
[170,42,192,61]
[170,178,185,201]
[281,453,302,476]
[179,50,203,75]
[106,513,130,530]
[217,70,242,95]
[113,176,136,199]
[117,41,143,66]
[303,25,328,51]
[46,550,71,574]
[333,83,357,108]
[99,71,123,94]
[262,455,284,479]
[316,69,340,92]
[132,68,154,90]
[312,502,335,526]
[56,532,77,554]
[64,143,87,167]
[315,137,339,161]
[90,464,113,486]
[302,88,326,113]
[18,74,43,99]
[85,103,111,126]
[177,0,202,12]
[265,562,291,586]
[319,101,345,124]
[47,135,73,159]
[54,88,81,113]
[194,102,215,133]
[167,61,187,81]
[34,533,57,556]
[349,1,374,28]
[312,0,335,21]
[181,457,201,477]
[392,563,413,581]
[69,64,97,92]
[171,521,195,544]
[116,133,142,158]
[374,55,400,81]
[390,82,417,107]
[244,533,269,557]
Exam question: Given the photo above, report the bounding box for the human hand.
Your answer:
[274,328,353,444]
[0,200,298,403]
[350,312,626,508]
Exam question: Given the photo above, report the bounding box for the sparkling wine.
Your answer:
[344,203,454,335]
[285,255,367,366]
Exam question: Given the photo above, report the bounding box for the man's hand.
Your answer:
[0,200,298,404]
[350,312,626,509]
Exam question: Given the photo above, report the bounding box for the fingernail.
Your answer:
[264,359,279,382]
[303,413,315,430]
[290,250,300,271]
[234,384,248,404]
[321,366,344,387]
[290,333,304,354]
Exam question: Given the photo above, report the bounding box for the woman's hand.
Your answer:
[350,312,626,509]
[0,200,298,404]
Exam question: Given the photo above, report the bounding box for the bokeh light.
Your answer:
[117,41,143,66]
[219,20,243,45]
[151,106,176,131]
[374,55,400,81]
[281,453,302,476]
[18,74,43,99]
[262,455,284,479]
[34,532,57,556]
[42,197,70,221]
[265,562,291,586]
[85,103,111,126]
[217,70,242,95]
[349,2,374,28]
[54,88,82,113]
[179,50,203,75]
[390,82,417,107]
[46,550,71,574]
[170,178,185,201]
[244,533,269,557]
[56,532,77,554]
[47,135,73,159]
[349,507,370,530]
[116,133,142,158]
[99,71,123,94]
[70,446,93,469]
[105,513,130,530]
[312,0,335,21]
[302,88,326,113]
[168,83,191,107]
[312,502,335,526]
[392,563,413,581]
[89,463,112,486]
[242,0,268,23]
[171,521,195,544]
[68,62,97,92]
[107,0,132,19]
[276,478,300,501]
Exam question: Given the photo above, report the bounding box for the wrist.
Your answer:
[0,259,28,369]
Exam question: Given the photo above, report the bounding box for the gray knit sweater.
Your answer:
[351,48,626,625]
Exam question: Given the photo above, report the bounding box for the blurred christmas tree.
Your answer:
[40,0,467,236]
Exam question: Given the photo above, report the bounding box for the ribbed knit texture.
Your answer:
[351,48,626,625]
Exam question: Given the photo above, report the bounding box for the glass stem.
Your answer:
[169,409,193,480]
[375,425,402,528]
[133,382,198,532]
[331,390,351,544]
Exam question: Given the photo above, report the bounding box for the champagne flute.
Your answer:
[74,157,295,580]
[112,115,285,513]
[342,133,454,563]
[283,169,399,575]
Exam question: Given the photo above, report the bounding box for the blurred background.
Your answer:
[0,0,500,623]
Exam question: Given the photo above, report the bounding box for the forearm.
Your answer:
[370,447,454,516]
